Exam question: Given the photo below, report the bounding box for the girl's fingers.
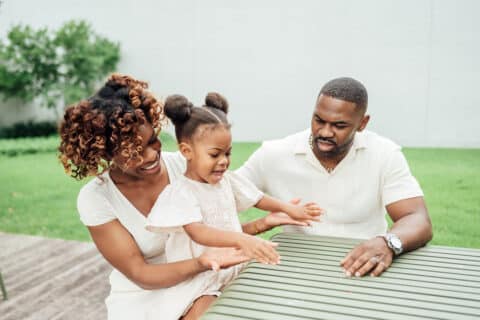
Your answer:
[259,242,280,264]
[304,203,324,215]
[305,207,322,215]
[301,212,321,221]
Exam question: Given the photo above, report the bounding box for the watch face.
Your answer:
[391,237,402,249]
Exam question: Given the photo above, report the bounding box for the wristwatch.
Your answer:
[383,233,403,256]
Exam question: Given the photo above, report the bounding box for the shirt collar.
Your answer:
[294,129,368,155]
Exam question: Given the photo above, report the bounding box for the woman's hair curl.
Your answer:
[58,73,164,180]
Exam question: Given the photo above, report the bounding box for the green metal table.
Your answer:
[202,233,480,320]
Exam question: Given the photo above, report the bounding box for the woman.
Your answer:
[58,74,308,320]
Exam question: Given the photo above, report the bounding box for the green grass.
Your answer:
[403,148,480,248]
[0,140,479,248]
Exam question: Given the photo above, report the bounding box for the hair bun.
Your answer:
[164,94,194,124]
[205,92,229,114]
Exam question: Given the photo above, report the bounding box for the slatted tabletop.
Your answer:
[202,232,480,320]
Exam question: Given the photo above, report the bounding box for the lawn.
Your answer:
[0,137,479,248]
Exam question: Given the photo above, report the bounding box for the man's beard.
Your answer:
[313,136,354,159]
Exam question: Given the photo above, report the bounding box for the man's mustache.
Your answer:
[314,137,336,146]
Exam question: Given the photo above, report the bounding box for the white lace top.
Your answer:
[146,171,263,262]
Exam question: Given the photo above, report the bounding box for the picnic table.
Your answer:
[202,232,480,320]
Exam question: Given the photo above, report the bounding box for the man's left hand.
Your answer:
[340,237,393,277]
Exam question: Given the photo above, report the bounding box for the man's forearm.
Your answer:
[389,210,433,253]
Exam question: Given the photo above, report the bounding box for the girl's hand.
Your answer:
[286,202,323,222]
[263,211,311,229]
[198,247,251,272]
[304,202,323,220]
[237,234,280,265]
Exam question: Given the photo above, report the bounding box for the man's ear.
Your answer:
[357,114,370,132]
[179,142,193,160]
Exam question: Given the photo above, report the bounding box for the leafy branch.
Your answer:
[0,20,120,110]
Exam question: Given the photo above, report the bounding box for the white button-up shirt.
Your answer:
[237,129,424,239]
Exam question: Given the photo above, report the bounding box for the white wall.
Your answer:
[1,0,479,147]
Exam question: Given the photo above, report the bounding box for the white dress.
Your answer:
[145,171,263,319]
[77,152,190,320]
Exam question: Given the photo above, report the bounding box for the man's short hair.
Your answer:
[319,77,368,112]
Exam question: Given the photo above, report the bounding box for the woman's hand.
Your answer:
[198,247,251,272]
[236,234,280,265]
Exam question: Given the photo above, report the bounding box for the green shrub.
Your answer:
[0,132,176,157]
[0,136,59,156]
[0,121,58,138]
[0,20,120,110]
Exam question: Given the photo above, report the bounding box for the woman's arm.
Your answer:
[88,220,246,290]
[183,222,279,264]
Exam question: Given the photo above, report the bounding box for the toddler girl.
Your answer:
[146,93,321,319]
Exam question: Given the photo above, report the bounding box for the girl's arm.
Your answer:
[184,222,279,264]
[255,195,322,222]
[88,220,247,290]
[242,199,314,235]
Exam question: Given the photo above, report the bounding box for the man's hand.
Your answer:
[198,247,251,272]
[340,237,393,277]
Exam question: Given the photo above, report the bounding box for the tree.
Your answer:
[0,20,120,111]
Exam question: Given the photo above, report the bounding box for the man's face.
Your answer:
[310,94,369,160]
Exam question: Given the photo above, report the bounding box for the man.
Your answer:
[237,77,432,277]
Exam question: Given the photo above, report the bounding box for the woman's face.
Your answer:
[112,123,163,179]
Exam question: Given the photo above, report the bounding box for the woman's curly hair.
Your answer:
[58,74,164,180]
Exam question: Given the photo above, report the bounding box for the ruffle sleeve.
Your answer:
[145,181,203,233]
[77,179,116,226]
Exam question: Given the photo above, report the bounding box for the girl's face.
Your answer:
[183,125,232,184]
[112,123,163,179]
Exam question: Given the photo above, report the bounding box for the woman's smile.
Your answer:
[140,153,161,173]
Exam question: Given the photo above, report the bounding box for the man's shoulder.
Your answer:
[360,130,401,154]
[261,129,309,152]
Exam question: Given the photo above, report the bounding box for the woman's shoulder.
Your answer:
[77,173,116,226]
[78,174,110,201]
